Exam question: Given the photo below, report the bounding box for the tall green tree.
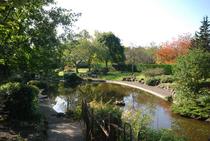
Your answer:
[192,16,210,52]
[0,0,80,79]
[62,38,95,73]
[95,32,125,67]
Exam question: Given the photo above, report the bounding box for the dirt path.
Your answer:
[40,98,84,141]
[106,80,172,100]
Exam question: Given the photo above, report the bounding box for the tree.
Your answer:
[94,32,125,67]
[62,38,95,73]
[125,47,155,64]
[0,0,80,79]
[155,34,191,64]
[192,16,210,52]
[172,49,210,119]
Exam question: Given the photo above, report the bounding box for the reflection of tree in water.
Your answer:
[170,114,210,141]
[76,83,131,103]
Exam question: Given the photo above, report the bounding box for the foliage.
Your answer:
[174,49,210,92]
[121,109,151,138]
[89,100,122,121]
[139,128,186,141]
[145,77,160,86]
[64,72,83,84]
[66,105,82,120]
[144,68,165,77]
[112,63,137,72]
[98,71,134,80]
[125,46,155,65]
[0,82,40,121]
[136,64,173,75]
[157,75,174,83]
[94,32,125,66]
[172,49,210,119]
[155,34,191,64]
[62,38,95,73]
[192,16,210,52]
[28,80,48,92]
[0,0,80,79]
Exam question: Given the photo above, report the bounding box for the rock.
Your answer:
[206,118,210,122]
[114,100,125,106]
[56,112,65,118]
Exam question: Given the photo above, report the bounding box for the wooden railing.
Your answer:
[82,99,133,141]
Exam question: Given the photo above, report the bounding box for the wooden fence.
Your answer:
[82,99,133,141]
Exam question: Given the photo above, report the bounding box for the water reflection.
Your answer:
[50,82,210,141]
[53,96,67,113]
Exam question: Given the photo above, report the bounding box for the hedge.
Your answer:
[136,64,173,75]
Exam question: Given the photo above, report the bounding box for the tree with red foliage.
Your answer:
[155,34,192,64]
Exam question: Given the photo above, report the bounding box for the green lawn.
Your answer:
[98,71,145,81]
[58,68,146,81]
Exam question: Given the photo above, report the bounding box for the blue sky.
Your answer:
[56,0,210,46]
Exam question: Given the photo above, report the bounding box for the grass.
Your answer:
[98,71,144,81]
[58,68,89,77]
[78,68,89,73]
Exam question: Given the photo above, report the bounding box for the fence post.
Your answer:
[91,108,94,140]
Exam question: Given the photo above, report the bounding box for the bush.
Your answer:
[158,75,174,83]
[64,72,83,84]
[145,77,160,86]
[136,64,173,75]
[89,100,122,122]
[91,67,109,75]
[112,63,137,72]
[139,128,186,141]
[144,68,165,77]
[28,80,48,91]
[172,49,210,119]
[0,82,40,121]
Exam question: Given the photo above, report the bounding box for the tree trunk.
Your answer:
[88,64,91,72]
[105,60,108,68]
[75,66,79,73]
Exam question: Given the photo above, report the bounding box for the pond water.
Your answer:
[50,82,210,141]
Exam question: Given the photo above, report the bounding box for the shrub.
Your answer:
[0,82,40,121]
[136,64,173,75]
[145,77,160,86]
[28,80,48,91]
[91,67,109,75]
[158,75,174,83]
[172,49,210,119]
[174,49,210,92]
[64,72,83,84]
[139,128,186,141]
[144,68,165,77]
[89,100,122,140]
[112,63,137,72]
[89,100,122,121]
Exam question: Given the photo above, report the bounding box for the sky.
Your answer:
[56,0,210,46]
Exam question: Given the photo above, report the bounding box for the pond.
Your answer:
[50,82,210,141]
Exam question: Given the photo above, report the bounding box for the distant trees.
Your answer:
[62,33,95,73]
[125,47,155,64]
[192,16,210,52]
[62,31,125,72]
[155,34,191,64]
[95,32,125,67]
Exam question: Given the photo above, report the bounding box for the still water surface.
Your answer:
[50,82,210,141]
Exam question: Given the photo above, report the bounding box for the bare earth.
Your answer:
[40,98,84,141]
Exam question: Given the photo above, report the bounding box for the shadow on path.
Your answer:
[40,98,84,141]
